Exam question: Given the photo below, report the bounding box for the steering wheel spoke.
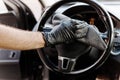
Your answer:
[58,56,76,72]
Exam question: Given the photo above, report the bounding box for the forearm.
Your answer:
[0,24,45,50]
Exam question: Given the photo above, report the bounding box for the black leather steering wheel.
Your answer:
[35,0,114,75]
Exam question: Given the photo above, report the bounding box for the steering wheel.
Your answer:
[35,0,114,75]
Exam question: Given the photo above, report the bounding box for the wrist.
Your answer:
[42,32,52,47]
[36,32,46,48]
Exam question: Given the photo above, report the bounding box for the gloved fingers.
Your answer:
[75,27,88,38]
[51,13,84,26]
[71,19,89,29]
[51,13,90,31]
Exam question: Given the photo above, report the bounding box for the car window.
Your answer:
[21,0,43,21]
[41,0,59,6]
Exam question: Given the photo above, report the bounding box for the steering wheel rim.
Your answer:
[36,0,114,75]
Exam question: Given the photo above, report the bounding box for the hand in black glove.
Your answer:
[42,14,78,46]
[42,13,106,50]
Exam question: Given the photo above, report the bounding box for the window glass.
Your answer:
[21,0,42,21]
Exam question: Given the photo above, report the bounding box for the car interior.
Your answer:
[0,0,120,80]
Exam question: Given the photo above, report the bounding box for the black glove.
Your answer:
[42,13,106,50]
[42,14,78,46]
